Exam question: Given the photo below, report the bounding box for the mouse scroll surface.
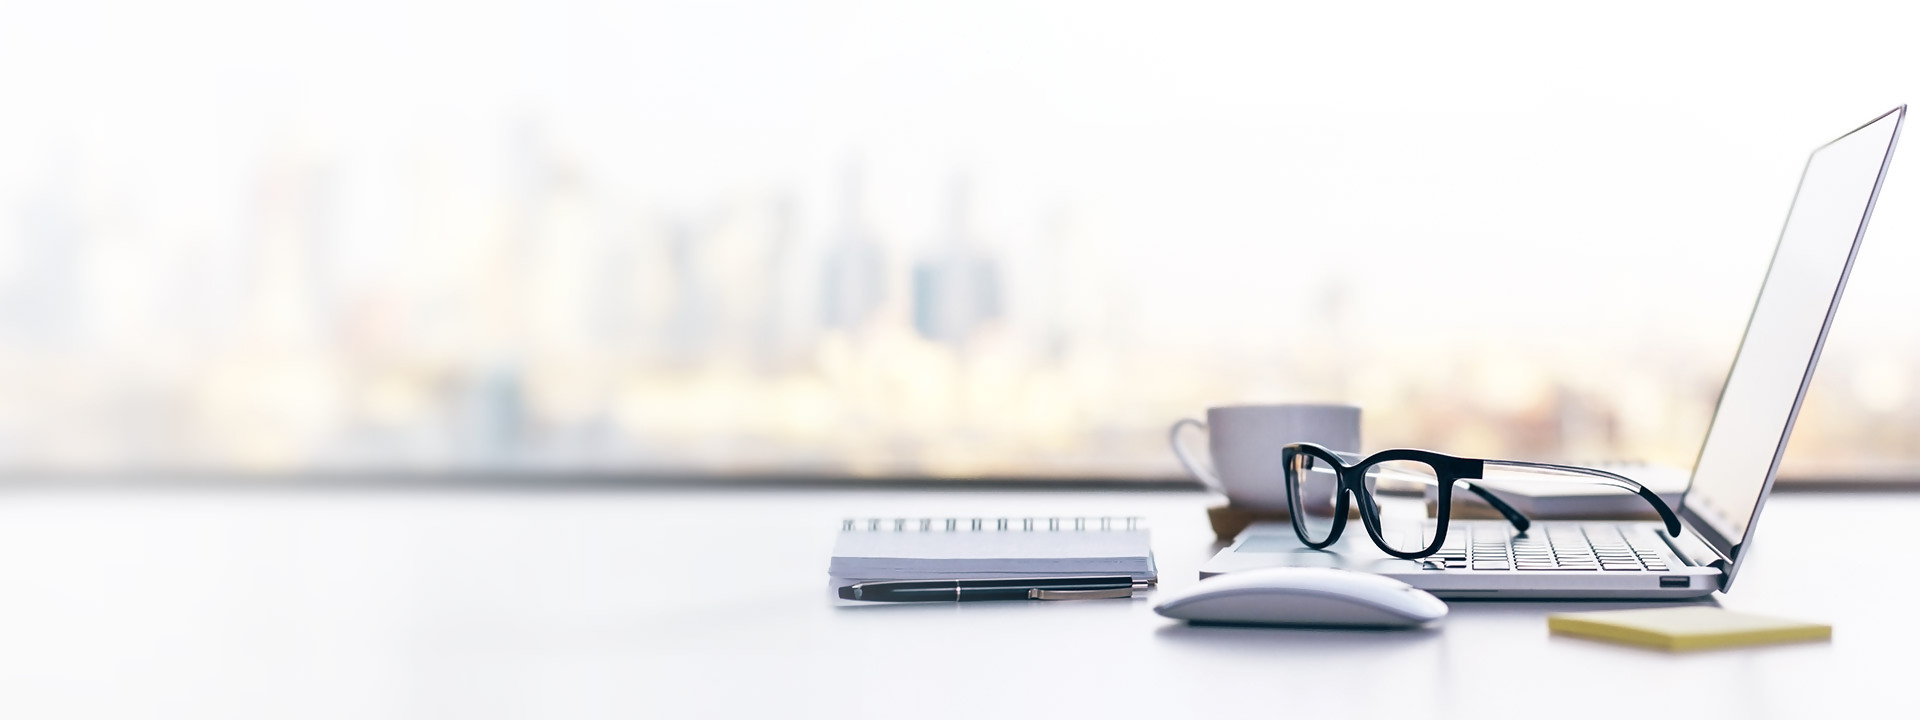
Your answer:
[1154,568,1448,629]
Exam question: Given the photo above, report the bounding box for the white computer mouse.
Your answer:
[1154,568,1448,628]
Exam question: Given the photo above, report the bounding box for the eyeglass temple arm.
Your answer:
[1456,481,1532,533]
[1482,459,1684,537]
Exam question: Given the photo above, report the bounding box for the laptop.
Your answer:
[1201,106,1906,599]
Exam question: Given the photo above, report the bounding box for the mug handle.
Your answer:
[1168,418,1225,494]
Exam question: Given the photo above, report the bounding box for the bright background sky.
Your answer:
[0,1,1916,476]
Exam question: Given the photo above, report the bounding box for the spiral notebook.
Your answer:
[829,517,1157,582]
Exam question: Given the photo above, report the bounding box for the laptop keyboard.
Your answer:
[1426,524,1671,572]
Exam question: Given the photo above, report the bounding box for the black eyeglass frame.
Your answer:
[1279,443,1685,560]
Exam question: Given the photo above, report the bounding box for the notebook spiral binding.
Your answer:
[841,516,1143,532]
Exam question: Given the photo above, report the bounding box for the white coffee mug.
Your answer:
[1170,404,1362,512]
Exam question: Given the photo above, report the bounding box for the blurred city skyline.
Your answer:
[1,1,1918,478]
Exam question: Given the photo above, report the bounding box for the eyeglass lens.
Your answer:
[1360,459,1442,555]
[1287,452,1340,543]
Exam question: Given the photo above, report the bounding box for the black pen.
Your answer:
[838,576,1149,602]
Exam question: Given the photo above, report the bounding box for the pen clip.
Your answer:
[1027,587,1138,601]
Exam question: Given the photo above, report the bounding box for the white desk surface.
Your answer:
[0,487,1908,719]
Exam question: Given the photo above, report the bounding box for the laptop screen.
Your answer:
[1682,107,1903,584]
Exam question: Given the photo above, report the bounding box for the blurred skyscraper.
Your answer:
[753,193,801,367]
[821,163,887,331]
[7,154,84,345]
[912,173,1001,345]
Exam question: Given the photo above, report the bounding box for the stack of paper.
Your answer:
[1426,463,1690,520]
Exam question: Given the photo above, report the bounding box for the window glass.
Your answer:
[0,2,1915,479]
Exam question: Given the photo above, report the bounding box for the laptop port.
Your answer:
[1660,576,1689,588]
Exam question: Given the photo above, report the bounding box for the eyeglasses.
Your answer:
[1280,443,1683,559]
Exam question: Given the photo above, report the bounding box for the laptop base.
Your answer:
[1201,521,1721,600]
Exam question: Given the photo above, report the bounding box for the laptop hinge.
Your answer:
[1709,558,1732,591]
[1662,528,1732,591]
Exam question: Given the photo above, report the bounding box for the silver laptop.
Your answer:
[1201,106,1905,599]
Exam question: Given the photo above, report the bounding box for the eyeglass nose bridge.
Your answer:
[1357,448,1483,481]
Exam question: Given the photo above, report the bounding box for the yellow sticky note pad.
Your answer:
[1548,607,1831,652]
